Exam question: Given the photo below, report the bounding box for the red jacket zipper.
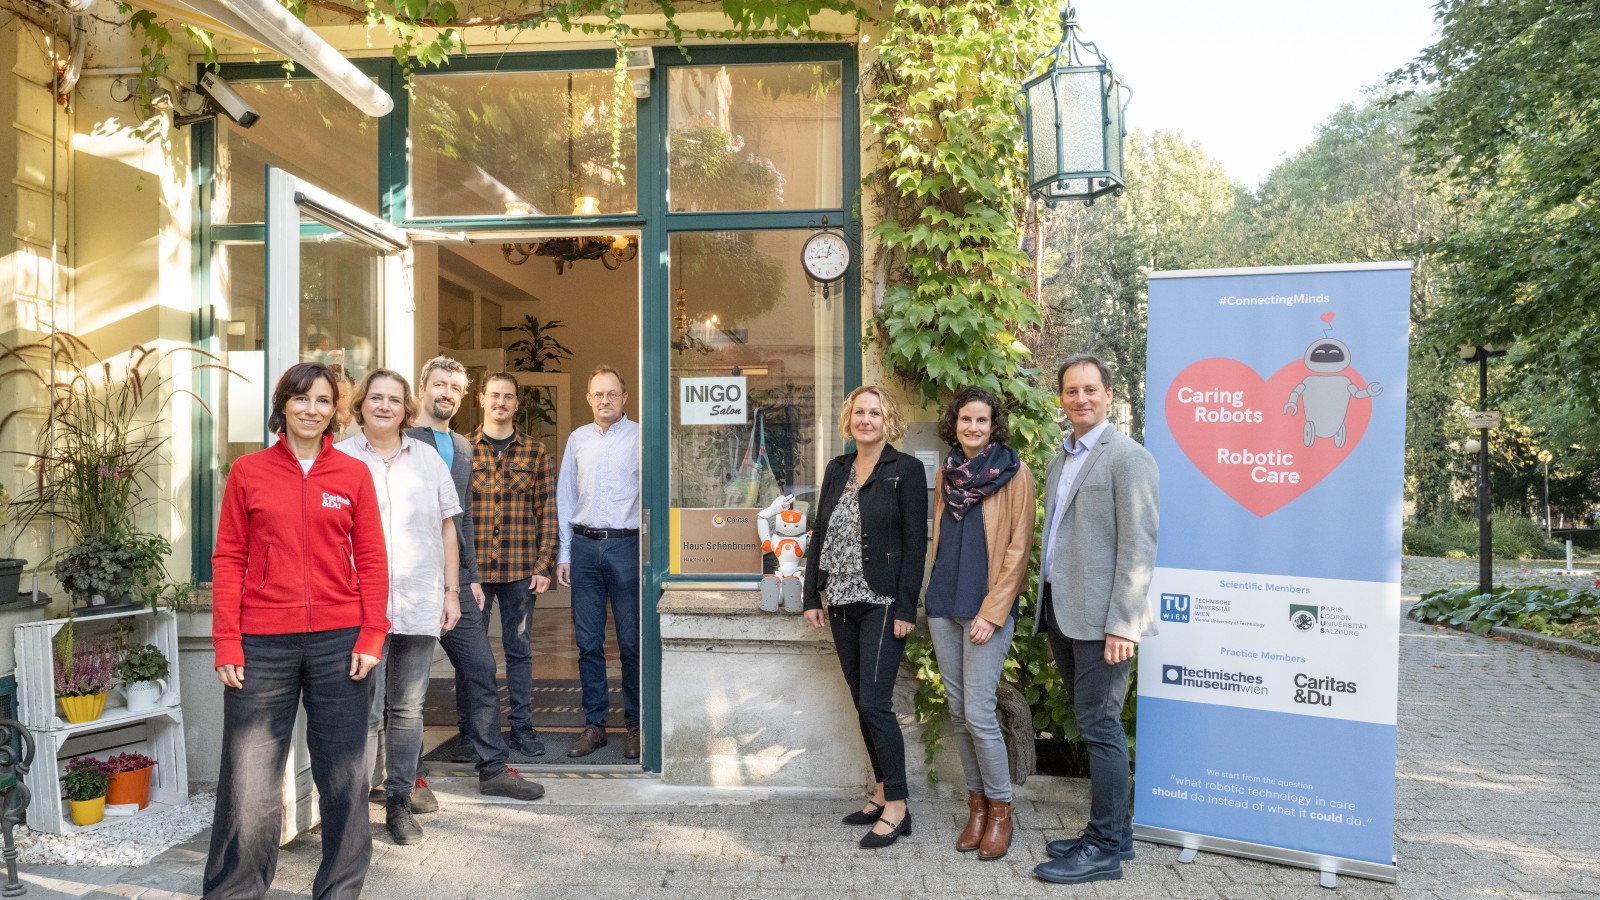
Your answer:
[303,451,314,632]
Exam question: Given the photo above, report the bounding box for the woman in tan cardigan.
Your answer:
[925,386,1036,861]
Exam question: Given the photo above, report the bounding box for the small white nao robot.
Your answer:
[757,494,810,613]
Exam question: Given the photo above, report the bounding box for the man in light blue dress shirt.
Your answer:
[555,365,642,759]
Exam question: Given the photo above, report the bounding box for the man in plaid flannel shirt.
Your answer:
[467,371,559,758]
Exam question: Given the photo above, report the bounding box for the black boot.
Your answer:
[386,794,423,845]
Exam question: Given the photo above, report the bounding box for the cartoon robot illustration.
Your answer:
[757,495,810,613]
[1283,313,1383,447]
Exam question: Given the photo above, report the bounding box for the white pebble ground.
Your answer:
[16,791,213,867]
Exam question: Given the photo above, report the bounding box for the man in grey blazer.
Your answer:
[1032,354,1159,886]
[409,357,544,802]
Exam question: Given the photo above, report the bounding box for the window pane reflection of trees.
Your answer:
[411,70,638,218]
[668,63,843,212]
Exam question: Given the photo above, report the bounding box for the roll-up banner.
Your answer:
[1135,262,1411,883]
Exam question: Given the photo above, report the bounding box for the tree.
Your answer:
[1397,0,1600,425]
[1031,131,1243,439]
[1225,93,1468,521]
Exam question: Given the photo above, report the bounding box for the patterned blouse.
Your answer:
[819,468,895,607]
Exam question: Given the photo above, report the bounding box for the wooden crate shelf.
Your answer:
[14,608,189,833]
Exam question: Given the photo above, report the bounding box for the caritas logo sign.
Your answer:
[679,376,746,425]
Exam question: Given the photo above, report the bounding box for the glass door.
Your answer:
[264,166,408,444]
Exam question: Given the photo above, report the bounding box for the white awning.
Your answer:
[125,0,393,117]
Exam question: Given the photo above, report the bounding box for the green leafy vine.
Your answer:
[863,0,1077,764]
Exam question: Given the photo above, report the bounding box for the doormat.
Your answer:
[423,677,624,730]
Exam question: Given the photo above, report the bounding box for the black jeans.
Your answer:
[828,602,909,802]
[481,579,536,732]
[204,628,372,900]
[1043,588,1135,853]
[439,589,511,777]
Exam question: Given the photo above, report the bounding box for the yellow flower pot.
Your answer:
[59,692,108,724]
[69,795,106,826]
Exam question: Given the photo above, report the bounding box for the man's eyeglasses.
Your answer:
[589,391,623,401]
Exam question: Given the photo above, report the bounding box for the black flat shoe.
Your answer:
[841,801,885,825]
[859,810,912,849]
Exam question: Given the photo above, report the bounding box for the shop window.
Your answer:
[410,70,638,218]
[667,230,846,574]
[213,80,379,224]
[667,62,843,212]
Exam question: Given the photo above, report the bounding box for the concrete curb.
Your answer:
[1411,613,1600,662]
[1486,623,1600,662]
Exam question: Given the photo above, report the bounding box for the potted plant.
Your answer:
[104,751,157,810]
[0,336,221,614]
[54,624,116,723]
[63,755,112,826]
[0,482,20,601]
[53,531,169,612]
[114,642,169,712]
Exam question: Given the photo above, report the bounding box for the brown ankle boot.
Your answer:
[978,798,1013,860]
[956,791,987,852]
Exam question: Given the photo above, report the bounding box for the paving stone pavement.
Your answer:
[20,608,1600,899]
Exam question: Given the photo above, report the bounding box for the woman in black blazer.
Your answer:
[803,385,928,849]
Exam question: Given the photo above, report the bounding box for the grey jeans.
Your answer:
[928,614,1017,802]
[364,633,437,797]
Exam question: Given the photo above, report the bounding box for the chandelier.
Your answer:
[501,194,638,273]
[501,234,638,274]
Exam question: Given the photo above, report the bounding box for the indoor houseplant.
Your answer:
[54,625,117,723]
[114,642,170,712]
[104,751,157,810]
[63,755,112,826]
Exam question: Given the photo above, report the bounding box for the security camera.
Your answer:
[631,74,651,100]
[199,72,259,128]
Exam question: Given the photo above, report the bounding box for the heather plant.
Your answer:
[62,755,111,801]
[54,636,116,697]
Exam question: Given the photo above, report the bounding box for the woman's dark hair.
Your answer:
[268,361,339,437]
[937,386,1010,449]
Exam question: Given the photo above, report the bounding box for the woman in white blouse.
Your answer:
[336,368,462,846]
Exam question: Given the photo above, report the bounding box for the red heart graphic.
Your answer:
[1165,358,1373,517]
[1320,312,1336,325]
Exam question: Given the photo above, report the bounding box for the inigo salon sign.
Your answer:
[679,376,746,425]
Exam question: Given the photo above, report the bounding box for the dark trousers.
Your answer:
[570,533,641,729]
[439,590,511,777]
[481,579,536,731]
[1043,587,1135,853]
[204,628,372,900]
[828,602,909,802]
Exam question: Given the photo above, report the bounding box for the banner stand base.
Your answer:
[1176,847,1198,863]
[1133,824,1397,884]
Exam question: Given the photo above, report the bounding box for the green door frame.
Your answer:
[190,44,862,775]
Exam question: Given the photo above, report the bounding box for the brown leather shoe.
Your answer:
[956,791,987,852]
[978,798,1014,860]
[566,725,607,758]
[624,726,641,760]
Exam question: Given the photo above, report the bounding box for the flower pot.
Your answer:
[69,795,106,826]
[59,692,108,723]
[0,558,22,601]
[106,766,153,809]
[124,678,167,713]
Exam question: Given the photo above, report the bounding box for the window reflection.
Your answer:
[411,70,637,217]
[668,231,846,534]
[668,63,843,212]
[214,80,379,224]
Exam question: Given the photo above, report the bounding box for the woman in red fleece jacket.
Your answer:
[203,361,390,900]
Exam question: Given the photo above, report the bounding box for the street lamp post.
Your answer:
[1538,449,1553,539]
[1459,344,1508,596]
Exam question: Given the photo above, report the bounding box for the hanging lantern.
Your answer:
[1015,6,1131,205]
